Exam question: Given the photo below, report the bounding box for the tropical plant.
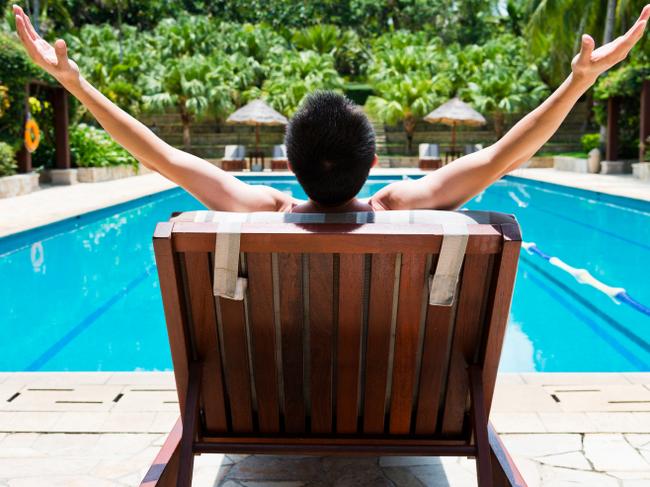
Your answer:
[581,133,601,152]
[65,24,149,115]
[292,24,369,77]
[70,123,137,168]
[248,50,345,116]
[366,76,451,153]
[460,36,549,137]
[0,141,16,176]
[142,55,241,149]
[525,0,649,86]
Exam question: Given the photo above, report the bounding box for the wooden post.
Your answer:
[606,97,620,161]
[17,84,32,173]
[641,80,650,162]
[50,88,71,169]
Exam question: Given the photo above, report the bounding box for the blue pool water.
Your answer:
[1,175,649,372]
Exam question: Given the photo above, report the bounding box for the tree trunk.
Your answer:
[603,0,617,45]
[493,112,505,139]
[403,116,416,155]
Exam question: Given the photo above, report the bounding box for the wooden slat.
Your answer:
[246,253,280,433]
[389,253,428,434]
[218,260,254,432]
[152,223,191,416]
[415,299,455,435]
[309,254,335,433]
[278,253,306,433]
[184,252,228,433]
[481,224,522,414]
[441,254,493,436]
[363,253,397,434]
[336,254,365,434]
[172,226,502,255]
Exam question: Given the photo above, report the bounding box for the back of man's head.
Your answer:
[285,91,376,207]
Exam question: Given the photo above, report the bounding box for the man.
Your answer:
[12,5,650,214]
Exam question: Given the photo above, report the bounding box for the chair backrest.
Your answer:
[153,210,520,441]
[272,144,287,160]
[224,145,245,160]
[419,143,440,159]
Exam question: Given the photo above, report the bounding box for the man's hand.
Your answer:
[571,4,649,85]
[13,5,80,87]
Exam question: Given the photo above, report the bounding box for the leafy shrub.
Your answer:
[0,31,46,146]
[581,133,601,153]
[0,141,17,177]
[70,124,137,169]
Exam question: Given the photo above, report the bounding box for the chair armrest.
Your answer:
[140,417,182,486]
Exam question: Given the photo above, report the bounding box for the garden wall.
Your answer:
[138,102,592,159]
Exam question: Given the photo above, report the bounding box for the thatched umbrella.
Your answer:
[424,98,486,154]
[226,99,288,156]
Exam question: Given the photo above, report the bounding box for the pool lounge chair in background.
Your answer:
[465,144,484,155]
[419,143,442,170]
[143,209,526,487]
[271,144,289,171]
[221,145,246,171]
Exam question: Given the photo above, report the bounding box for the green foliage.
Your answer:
[70,123,137,168]
[460,35,548,136]
[581,133,601,152]
[0,140,16,176]
[525,0,649,87]
[292,25,369,77]
[247,50,345,116]
[0,31,46,146]
[592,52,649,158]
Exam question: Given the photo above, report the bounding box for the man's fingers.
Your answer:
[577,34,595,63]
[54,39,69,66]
[22,9,41,41]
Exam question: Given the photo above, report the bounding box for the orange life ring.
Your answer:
[24,118,40,153]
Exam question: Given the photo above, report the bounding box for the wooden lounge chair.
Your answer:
[419,143,442,170]
[143,209,526,487]
[271,144,289,171]
[221,145,246,171]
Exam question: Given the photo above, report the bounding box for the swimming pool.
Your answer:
[1,174,649,372]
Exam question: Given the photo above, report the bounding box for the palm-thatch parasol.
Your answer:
[424,98,486,154]
[226,99,288,156]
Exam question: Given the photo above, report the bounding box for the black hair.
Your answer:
[285,91,376,206]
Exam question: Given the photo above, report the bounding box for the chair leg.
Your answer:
[488,422,528,487]
[468,365,493,487]
[177,362,202,487]
[140,418,181,487]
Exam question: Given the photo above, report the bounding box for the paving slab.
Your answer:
[0,372,648,486]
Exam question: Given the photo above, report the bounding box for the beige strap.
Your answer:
[213,220,247,300]
[429,223,469,306]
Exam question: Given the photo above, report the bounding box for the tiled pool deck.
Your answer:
[1,372,650,486]
[1,168,649,485]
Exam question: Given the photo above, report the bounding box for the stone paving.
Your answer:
[1,372,650,486]
[508,167,650,202]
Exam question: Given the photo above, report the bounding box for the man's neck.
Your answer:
[292,198,373,213]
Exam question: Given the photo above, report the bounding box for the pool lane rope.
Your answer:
[522,242,650,318]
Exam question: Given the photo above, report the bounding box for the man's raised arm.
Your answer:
[371,5,650,211]
[12,5,292,212]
